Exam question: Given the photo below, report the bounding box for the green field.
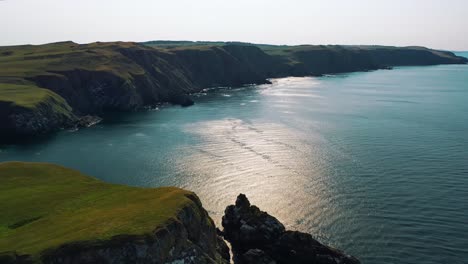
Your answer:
[0,41,147,114]
[0,162,197,261]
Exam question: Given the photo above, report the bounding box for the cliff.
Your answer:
[0,41,466,140]
[0,162,229,264]
[0,163,362,264]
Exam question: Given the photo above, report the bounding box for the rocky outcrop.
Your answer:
[75,115,102,128]
[222,194,360,264]
[0,95,77,140]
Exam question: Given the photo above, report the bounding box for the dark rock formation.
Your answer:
[0,97,77,141]
[222,194,360,264]
[75,115,102,128]
[0,252,33,264]
[242,249,276,264]
[222,194,285,252]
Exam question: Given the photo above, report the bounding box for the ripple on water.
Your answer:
[1,67,468,263]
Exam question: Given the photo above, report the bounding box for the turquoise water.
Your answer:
[2,62,468,263]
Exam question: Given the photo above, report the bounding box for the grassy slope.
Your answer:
[145,41,467,66]
[0,42,146,114]
[0,83,68,109]
[0,41,144,80]
[0,162,195,260]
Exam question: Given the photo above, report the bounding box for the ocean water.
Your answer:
[1,62,468,263]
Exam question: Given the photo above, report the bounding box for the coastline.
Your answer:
[0,41,466,142]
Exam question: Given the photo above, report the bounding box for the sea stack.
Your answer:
[222,194,360,264]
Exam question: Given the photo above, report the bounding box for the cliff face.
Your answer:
[283,48,380,76]
[259,45,467,76]
[0,162,229,264]
[0,85,76,139]
[0,41,466,140]
[39,194,229,264]
[366,47,468,66]
[168,45,276,87]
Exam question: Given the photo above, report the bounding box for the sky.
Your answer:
[1,0,467,50]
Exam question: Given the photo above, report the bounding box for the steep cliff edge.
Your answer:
[0,41,466,140]
[259,45,467,76]
[0,42,277,139]
[0,84,76,140]
[0,162,229,264]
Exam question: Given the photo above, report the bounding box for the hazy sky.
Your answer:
[1,0,467,50]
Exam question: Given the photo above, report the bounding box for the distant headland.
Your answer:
[0,41,466,141]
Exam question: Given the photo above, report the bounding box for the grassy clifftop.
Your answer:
[146,41,467,73]
[0,42,148,116]
[0,162,225,263]
[0,41,143,80]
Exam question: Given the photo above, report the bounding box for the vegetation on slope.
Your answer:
[0,83,71,111]
[145,41,467,76]
[0,41,466,139]
[0,162,201,261]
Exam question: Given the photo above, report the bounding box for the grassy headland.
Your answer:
[0,162,200,262]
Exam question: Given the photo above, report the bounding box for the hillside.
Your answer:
[0,41,466,140]
[0,162,229,263]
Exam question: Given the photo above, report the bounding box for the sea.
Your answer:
[2,53,467,263]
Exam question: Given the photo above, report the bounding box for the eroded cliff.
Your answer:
[0,41,466,140]
[0,162,229,264]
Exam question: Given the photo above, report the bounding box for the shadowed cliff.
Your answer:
[0,41,466,140]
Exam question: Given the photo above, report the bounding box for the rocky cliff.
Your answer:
[0,41,466,140]
[0,162,229,264]
[0,162,364,264]
[38,195,230,264]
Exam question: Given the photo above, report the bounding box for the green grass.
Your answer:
[0,41,144,80]
[0,162,196,260]
[0,83,70,110]
[0,41,150,118]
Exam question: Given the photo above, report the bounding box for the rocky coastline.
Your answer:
[0,162,230,264]
[0,162,359,264]
[0,41,466,142]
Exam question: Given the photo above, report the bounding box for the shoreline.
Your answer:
[0,41,466,142]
